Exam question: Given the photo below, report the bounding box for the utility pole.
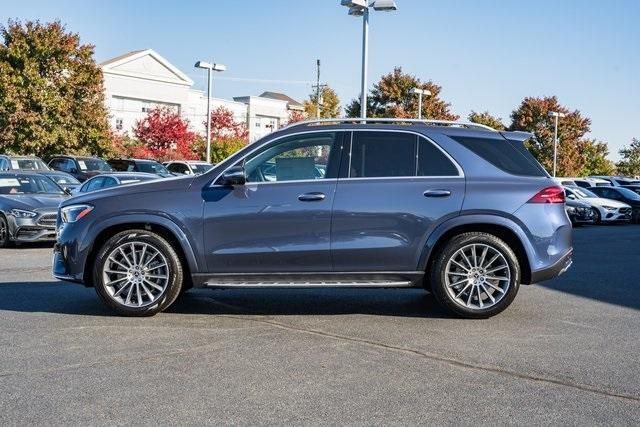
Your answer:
[311,59,327,119]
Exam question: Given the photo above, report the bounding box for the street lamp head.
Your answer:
[195,60,212,69]
[195,61,227,72]
[409,88,431,96]
[348,6,365,16]
[548,111,566,118]
[341,0,368,8]
[371,0,398,11]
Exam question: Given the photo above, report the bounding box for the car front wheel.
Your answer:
[0,215,11,248]
[93,229,183,316]
[430,232,520,319]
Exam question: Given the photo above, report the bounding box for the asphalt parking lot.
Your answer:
[0,225,639,425]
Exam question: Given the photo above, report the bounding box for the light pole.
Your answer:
[409,88,431,119]
[548,111,565,177]
[195,61,226,164]
[341,0,398,119]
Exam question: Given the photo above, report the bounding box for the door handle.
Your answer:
[298,192,326,202]
[423,189,451,198]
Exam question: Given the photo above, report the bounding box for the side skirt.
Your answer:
[191,271,424,289]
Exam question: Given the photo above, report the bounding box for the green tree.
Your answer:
[0,20,112,158]
[509,96,591,176]
[304,86,341,118]
[577,139,616,176]
[468,111,506,131]
[345,67,458,120]
[616,138,640,177]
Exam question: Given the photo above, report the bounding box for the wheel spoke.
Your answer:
[145,273,168,280]
[484,281,505,294]
[143,278,164,292]
[486,275,509,282]
[455,283,472,299]
[125,282,134,304]
[448,277,469,288]
[130,243,137,265]
[484,253,500,269]
[460,250,474,269]
[465,286,474,307]
[478,246,488,268]
[142,252,159,269]
[136,282,142,306]
[118,247,133,267]
[477,285,483,308]
[485,265,507,275]
[450,259,470,272]
[480,284,495,303]
[471,245,478,267]
[108,258,130,271]
[104,269,127,275]
[140,282,155,300]
[113,281,132,297]
[105,276,128,287]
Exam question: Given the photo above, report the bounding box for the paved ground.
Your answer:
[0,225,639,425]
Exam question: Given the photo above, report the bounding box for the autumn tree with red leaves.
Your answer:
[133,107,199,161]
[203,106,249,163]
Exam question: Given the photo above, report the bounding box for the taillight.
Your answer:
[528,186,565,204]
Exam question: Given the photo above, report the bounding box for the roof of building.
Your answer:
[99,49,194,86]
[99,50,146,67]
[259,91,304,110]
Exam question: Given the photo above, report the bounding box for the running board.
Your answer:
[192,272,423,289]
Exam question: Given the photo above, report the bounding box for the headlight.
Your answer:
[10,209,37,218]
[601,205,617,211]
[60,204,94,223]
[566,206,576,213]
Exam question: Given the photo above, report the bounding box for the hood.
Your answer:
[0,194,67,211]
[583,197,631,208]
[62,175,195,207]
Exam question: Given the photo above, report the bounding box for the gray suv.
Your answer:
[53,119,572,318]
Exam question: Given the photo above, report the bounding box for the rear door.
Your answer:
[331,130,465,272]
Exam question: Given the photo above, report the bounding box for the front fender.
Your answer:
[417,213,536,273]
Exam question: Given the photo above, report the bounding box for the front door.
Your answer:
[202,131,345,273]
[331,131,465,272]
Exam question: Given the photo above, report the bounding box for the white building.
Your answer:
[100,49,303,143]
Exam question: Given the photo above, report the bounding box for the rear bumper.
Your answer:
[530,249,573,284]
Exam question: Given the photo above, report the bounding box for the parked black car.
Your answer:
[48,155,113,182]
[622,185,640,196]
[565,198,596,226]
[0,155,50,171]
[107,159,173,177]
[37,170,81,192]
[74,172,159,194]
[589,186,640,223]
[0,172,68,247]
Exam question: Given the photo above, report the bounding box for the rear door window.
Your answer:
[349,131,415,178]
[450,135,547,177]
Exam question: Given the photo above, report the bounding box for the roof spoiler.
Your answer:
[499,130,535,143]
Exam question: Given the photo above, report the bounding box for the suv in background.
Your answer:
[53,119,572,319]
[165,160,214,176]
[590,176,640,187]
[48,155,113,182]
[108,159,173,178]
[0,155,50,171]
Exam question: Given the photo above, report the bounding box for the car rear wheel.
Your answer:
[430,232,520,319]
[93,230,183,316]
[593,208,602,224]
[0,215,11,248]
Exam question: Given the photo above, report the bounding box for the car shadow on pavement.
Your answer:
[0,281,456,319]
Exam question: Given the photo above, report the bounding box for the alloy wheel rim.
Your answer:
[444,243,511,310]
[102,242,169,308]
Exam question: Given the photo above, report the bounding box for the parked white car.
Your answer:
[589,176,640,187]
[164,160,214,176]
[563,177,610,188]
[564,186,632,223]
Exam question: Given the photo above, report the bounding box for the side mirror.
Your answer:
[69,168,78,174]
[567,194,576,200]
[63,187,73,195]
[221,166,246,186]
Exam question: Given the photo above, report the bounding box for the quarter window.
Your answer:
[417,137,458,176]
[349,132,415,178]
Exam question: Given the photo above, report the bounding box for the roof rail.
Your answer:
[280,118,497,132]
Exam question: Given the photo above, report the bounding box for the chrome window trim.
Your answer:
[210,128,464,187]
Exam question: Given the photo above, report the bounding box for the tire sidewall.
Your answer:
[431,233,521,319]
[93,230,183,316]
[0,214,11,248]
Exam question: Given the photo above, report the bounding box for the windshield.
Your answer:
[570,187,597,198]
[0,174,64,195]
[191,163,213,174]
[138,162,169,175]
[78,158,113,172]
[14,158,49,170]
[617,187,640,200]
[48,174,80,185]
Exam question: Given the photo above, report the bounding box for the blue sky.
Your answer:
[2,0,638,159]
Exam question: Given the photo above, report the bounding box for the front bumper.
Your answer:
[52,242,85,283]
[530,249,573,284]
[7,211,57,242]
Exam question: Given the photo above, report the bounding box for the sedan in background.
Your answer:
[48,155,114,182]
[37,170,81,193]
[0,172,68,247]
[0,155,50,171]
[589,186,640,223]
[589,176,640,187]
[564,186,632,223]
[108,159,173,178]
[165,160,214,176]
[565,198,596,226]
[74,173,159,194]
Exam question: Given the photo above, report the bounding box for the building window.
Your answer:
[141,101,152,112]
[115,118,123,130]
[255,122,261,128]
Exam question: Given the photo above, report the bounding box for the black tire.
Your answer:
[593,208,602,224]
[0,214,12,248]
[93,229,184,316]
[429,232,521,319]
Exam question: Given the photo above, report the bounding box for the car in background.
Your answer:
[565,198,596,226]
[0,155,50,171]
[0,172,68,247]
[554,178,577,187]
[563,177,610,188]
[74,172,159,194]
[37,170,81,193]
[164,160,214,176]
[564,186,632,223]
[108,159,173,178]
[622,185,640,196]
[590,176,640,187]
[48,155,113,182]
[589,186,640,223]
